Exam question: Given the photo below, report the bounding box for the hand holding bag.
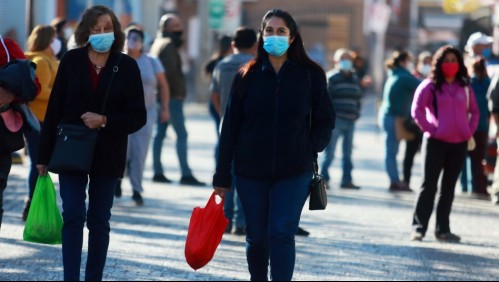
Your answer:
[309,161,328,210]
[185,192,229,270]
[48,54,122,174]
[23,175,63,245]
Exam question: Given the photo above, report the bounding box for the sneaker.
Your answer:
[180,175,205,186]
[389,182,412,192]
[435,232,461,243]
[152,174,172,183]
[115,180,122,198]
[340,182,360,190]
[234,227,246,235]
[132,191,144,206]
[411,231,424,241]
[296,226,310,237]
[21,198,31,222]
[492,193,499,205]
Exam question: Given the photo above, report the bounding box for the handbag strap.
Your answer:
[100,53,122,114]
[307,69,320,175]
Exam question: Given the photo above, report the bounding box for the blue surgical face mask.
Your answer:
[88,32,115,53]
[338,59,353,71]
[482,48,492,59]
[263,36,289,57]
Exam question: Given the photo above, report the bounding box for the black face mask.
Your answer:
[166,31,183,48]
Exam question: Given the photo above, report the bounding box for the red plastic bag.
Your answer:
[185,192,229,270]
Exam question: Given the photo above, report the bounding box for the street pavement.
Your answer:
[1,94,498,281]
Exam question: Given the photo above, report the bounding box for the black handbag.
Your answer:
[47,54,122,174]
[309,161,327,210]
[306,69,327,210]
[0,114,24,154]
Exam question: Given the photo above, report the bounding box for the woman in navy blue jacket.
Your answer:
[213,9,335,281]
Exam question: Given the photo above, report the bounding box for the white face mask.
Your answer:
[405,61,415,73]
[51,38,62,56]
[63,27,73,40]
[419,64,432,77]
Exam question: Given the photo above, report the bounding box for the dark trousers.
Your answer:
[0,153,12,229]
[460,131,488,194]
[236,172,311,281]
[25,125,42,199]
[413,137,467,236]
[59,173,118,281]
[403,133,422,186]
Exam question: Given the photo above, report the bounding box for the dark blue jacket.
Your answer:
[213,58,335,188]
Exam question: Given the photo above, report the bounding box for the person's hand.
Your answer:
[213,187,227,199]
[81,112,105,129]
[37,165,48,176]
[360,75,373,88]
[160,108,170,123]
[0,86,15,108]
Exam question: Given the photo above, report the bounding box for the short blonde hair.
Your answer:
[26,25,56,52]
[333,48,354,63]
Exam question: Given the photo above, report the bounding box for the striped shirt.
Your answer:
[326,70,363,120]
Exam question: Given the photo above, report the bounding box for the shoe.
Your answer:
[132,191,144,206]
[470,192,490,201]
[296,226,310,237]
[234,227,246,235]
[180,176,205,186]
[411,231,424,241]
[115,180,122,198]
[340,182,360,190]
[152,174,172,183]
[21,198,31,222]
[435,232,461,243]
[492,193,499,205]
[224,224,233,234]
[389,182,412,192]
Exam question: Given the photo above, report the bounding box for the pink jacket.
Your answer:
[411,79,479,143]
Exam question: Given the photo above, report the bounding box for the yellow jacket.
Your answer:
[24,50,59,122]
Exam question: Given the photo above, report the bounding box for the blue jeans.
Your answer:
[381,113,400,183]
[321,117,355,185]
[152,98,192,177]
[26,124,42,199]
[236,172,311,281]
[59,173,118,281]
[209,101,220,163]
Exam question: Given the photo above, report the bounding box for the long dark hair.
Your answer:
[74,5,125,53]
[240,9,325,81]
[431,45,469,90]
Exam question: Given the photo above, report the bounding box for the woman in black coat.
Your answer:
[37,6,146,281]
[213,9,335,281]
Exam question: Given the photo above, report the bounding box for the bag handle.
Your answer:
[100,53,122,114]
[0,35,10,63]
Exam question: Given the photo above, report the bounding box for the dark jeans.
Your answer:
[460,131,488,194]
[26,125,42,199]
[412,137,467,236]
[59,173,118,281]
[0,153,12,229]
[209,101,220,164]
[403,133,422,186]
[236,172,311,281]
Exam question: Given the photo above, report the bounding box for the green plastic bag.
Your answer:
[23,175,63,244]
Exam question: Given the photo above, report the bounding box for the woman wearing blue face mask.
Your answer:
[213,9,335,281]
[37,6,146,281]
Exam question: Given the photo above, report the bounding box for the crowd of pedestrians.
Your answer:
[2,3,499,281]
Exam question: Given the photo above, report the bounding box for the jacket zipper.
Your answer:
[271,77,280,178]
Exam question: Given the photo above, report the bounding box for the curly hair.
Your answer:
[74,5,125,53]
[430,45,469,90]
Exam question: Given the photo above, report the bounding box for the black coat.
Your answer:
[213,58,335,188]
[38,47,146,177]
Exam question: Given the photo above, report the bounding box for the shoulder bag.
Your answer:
[48,54,122,174]
[307,69,328,210]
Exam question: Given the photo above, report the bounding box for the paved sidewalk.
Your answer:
[1,95,498,281]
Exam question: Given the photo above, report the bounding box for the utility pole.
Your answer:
[195,0,214,102]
